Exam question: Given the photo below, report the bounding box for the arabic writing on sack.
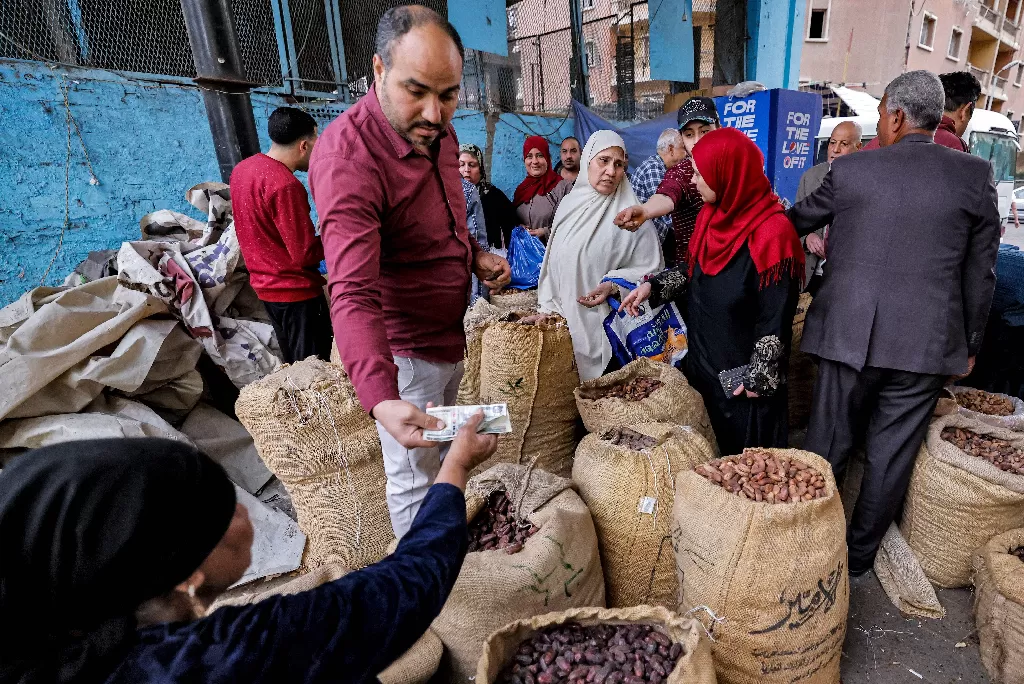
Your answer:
[750,561,844,635]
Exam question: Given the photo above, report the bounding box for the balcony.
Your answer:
[968,63,991,86]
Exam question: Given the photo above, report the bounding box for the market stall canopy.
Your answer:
[831,85,881,117]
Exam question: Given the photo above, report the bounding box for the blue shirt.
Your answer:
[463,178,490,303]
[107,483,468,683]
[994,243,1024,327]
[630,154,672,242]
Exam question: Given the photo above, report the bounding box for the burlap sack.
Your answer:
[973,528,1024,684]
[672,449,848,684]
[573,423,716,608]
[575,358,717,454]
[208,564,442,684]
[790,292,812,350]
[236,359,394,571]
[951,385,1024,431]
[872,523,945,620]
[490,288,539,312]
[477,317,580,477]
[900,414,1024,588]
[457,299,505,406]
[476,606,716,684]
[433,464,605,683]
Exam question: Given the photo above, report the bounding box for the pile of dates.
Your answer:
[468,490,539,555]
[694,449,827,503]
[955,389,1015,416]
[497,622,685,684]
[601,427,657,451]
[941,427,1024,476]
[590,377,664,402]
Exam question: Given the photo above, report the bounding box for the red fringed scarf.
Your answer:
[512,135,563,207]
[687,127,805,289]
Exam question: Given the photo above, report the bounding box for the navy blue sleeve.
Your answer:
[115,483,468,684]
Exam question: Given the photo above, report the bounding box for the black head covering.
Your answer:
[0,438,237,684]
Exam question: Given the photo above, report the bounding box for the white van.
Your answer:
[816,109,1020,225]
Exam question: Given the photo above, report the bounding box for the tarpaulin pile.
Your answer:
[0,182,303,586]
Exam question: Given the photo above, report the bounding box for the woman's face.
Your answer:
[587,146,627,195]
[692,163,718,203]
[524,148,549,177]
[459,152,482,185]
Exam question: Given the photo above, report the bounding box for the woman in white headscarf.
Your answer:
[537,130,664,381]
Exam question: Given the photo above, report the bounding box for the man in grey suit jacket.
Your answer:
[788,71,1001,576]
[795,120,863,291]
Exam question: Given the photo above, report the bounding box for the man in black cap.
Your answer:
[614,96,720,265]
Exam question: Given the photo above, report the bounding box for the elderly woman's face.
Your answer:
[525,148,549,177]
[459,152,482,184]
[588,146,627,195]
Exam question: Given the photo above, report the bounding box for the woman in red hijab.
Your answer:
[514,135,573,240]
[621,127,804,454]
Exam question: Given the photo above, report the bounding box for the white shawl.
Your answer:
[537,130,665,381]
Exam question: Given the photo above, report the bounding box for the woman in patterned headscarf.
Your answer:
[459,143,519,254]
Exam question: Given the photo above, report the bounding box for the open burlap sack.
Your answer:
[672,449,848,684]
[208,563,442,684]
[872,523,945,619]
[900,414,1024,588]
[573,423,716,608]
[575,358,717,454]
[236,359,394,571]
[433,464,605,683]
[476,606,716,684]
[950,386,1024,431]
[457,299,505,406]
[790,292,812,350]
[490,288,539,313]
[973,528,1024,684]
[477,317,580,477]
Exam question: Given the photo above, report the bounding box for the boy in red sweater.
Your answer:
[231,107,331,363]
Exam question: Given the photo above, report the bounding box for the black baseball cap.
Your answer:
[677,96,720,129]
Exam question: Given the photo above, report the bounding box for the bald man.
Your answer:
[796,120,864,291]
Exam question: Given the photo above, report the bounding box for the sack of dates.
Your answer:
[208,564,442,684]
[673,448,848,684]
[236,359,394,570]
[458,299,505,406]
[433,464,605,683]
[491,288,539,313]
[901,414,1024,588]
[476,605,716,684]
[950,386,1024,432]
[972,528,1024,684]
[573,424,716,608]
[575,358,717,454]
[477,316,580,477]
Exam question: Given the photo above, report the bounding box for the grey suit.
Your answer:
[794,161,829,286]
[788,133,1001,573]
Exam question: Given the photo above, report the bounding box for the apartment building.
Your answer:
[800,0,1024,120]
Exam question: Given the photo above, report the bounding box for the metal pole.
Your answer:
[568,0,589,105]
[180,0,261,182]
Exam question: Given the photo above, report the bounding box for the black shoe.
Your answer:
[849,566,872,578]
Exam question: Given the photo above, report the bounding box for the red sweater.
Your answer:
[230,153,325,302]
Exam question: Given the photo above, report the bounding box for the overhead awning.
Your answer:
[831,86,880,117]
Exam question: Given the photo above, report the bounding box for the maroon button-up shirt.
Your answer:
[309,85,480,413]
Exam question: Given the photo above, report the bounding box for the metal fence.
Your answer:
[0,0,733,122]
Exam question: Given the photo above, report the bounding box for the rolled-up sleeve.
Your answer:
[311,153,399,413]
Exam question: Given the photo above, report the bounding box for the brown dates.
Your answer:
[941,427,1024,477]
[601,427,658,451]
[468,490,539,554]
[694,449,827,504]
[955,389,1015,416]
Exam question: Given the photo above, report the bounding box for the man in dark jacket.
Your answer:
[788,70,1001,576]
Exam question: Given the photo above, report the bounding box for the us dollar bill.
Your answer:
[423,404,512,442]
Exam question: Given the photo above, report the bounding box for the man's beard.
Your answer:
[563,160,579,172]
[379,79,444,148]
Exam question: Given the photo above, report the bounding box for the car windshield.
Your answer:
[970,132,1017,182]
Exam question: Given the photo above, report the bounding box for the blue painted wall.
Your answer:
[747,0,805,90]
[0,59,573,307]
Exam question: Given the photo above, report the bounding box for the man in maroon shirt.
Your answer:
[614,97,720,264]
[309,5,510,537]
[231,107,330,364]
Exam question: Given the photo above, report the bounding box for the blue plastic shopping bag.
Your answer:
[506,226,545,290]
[604,279,688,368]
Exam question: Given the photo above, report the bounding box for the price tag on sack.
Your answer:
[638,496,657,515]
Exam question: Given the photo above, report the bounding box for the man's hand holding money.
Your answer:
[436,412,499,491]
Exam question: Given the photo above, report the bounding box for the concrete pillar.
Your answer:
[746,0,806,89]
